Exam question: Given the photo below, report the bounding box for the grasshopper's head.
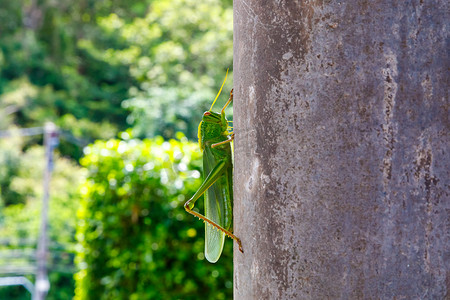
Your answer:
[202,110,222,122]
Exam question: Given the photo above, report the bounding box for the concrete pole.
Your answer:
[233,1,448,299]
[34,122,57,300]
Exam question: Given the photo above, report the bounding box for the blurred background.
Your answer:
[0,0,234,299]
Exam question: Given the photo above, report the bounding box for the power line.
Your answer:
[0,266,37,275]
[0,127,44,138]
[59,130,90,147]
[0,125,91,147]
[0,249,36,259]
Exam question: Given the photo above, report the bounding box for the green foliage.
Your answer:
[0,0,135,159]
[75,135,233,299]
[120,0,234,139]
[0,135,23,206]
[0,0,233,159]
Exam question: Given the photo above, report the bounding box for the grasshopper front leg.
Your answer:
[211,133,234,148]
[184,159,243,253]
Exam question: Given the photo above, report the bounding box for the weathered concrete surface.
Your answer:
[233,1,448,299]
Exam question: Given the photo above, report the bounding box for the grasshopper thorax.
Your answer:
[198,110,229,150]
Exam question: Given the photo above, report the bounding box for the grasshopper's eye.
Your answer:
[204,111,211,116]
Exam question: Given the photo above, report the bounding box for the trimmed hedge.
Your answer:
[74,134,233,299]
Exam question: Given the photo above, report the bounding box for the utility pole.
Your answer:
[234,1,448,299]
[34,122,58,300]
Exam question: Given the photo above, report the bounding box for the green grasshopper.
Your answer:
[184,71,243,263]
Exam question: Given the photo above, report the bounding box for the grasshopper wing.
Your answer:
[203,146,226,263]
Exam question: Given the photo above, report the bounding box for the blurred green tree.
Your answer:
[98,0,234,139]
[0,0,233,158]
